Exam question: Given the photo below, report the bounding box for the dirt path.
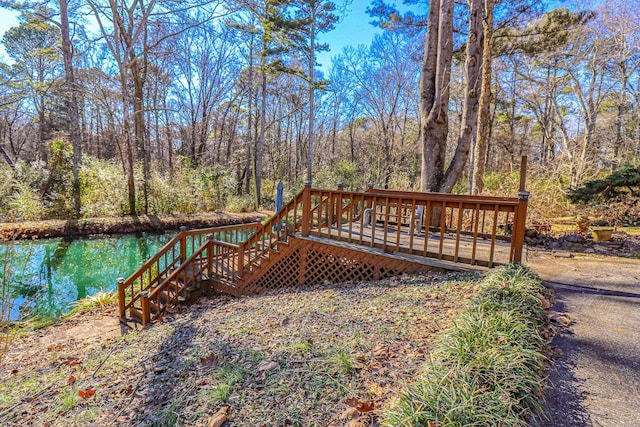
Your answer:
[528,253,640,427]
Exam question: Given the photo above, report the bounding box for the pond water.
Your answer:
[1,232,176,321]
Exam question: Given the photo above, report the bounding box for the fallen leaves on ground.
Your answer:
[78,389,95,399]
[549,311,573,327]
[0,272,478,426]
[204,405,231,427]
[345,397,376,413]
[256,359,278,372]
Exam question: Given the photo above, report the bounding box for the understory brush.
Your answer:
[480,170,573,224]
[384,264,548,427]
[0,156,235,221]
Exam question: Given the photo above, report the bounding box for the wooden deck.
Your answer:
[118,185,529,326]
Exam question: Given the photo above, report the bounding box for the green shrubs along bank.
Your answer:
[384,264,548,427]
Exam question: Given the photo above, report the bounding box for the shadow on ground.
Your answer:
[531,292,592,427]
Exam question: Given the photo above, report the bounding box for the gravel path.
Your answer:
[529,253,640,427]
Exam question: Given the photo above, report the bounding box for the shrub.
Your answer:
[568,165,640,226]
[226,194,254,213]
[7,183,45,221]
[480,170,573,224]
[383,264,547,427]
[80,157,128,217]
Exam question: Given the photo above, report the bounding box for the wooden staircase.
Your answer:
[118,185,529,326]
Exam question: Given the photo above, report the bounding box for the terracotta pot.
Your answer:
[591,228,614,242]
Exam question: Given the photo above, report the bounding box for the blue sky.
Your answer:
[317,0,414,69]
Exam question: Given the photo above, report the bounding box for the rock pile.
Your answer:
[526,230,640,257]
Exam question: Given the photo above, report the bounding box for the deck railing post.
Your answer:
[117,277,125,319]
[206,233,214,278]
[237,242,245,279]
[302,181,311,236]
[335,183,344,228]
[512,191,530,263]
[179,226,187,262]
[140,290,150,327]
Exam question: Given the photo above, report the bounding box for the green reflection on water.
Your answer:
[1,232,175,321]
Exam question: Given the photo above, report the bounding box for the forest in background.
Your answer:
[0,0,638,223]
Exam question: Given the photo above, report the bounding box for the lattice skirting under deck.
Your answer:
[242,237,437,293]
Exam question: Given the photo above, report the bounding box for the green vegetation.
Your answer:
[67,291,118,316]
[0,154,240,222]
[569,165,640,204]
[568,165,640,226]
[384,264,548,427]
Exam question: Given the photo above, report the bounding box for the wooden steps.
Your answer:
[119,186,528,327]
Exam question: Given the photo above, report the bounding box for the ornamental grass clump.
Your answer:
[384,264,548,427]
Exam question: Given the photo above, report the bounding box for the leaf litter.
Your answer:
[0,271,479,426]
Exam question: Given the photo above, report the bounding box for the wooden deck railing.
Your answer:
[118,222,261,322]
[238,190,306,278]
[119,185,529,325]
[301,186,529,267]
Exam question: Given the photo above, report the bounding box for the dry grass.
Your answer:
[0,272,479,426]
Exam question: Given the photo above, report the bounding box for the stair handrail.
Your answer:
[118,221,261,321]
[118,232,185,319]
[143,239,212,325]
[238,188,306,277]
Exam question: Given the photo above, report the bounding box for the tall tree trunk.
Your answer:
[255,40,267,208]
[38,93,47,163]
[307,9,316,185]
[59,0,83,216]
[439,0,484,193]
[613,70,627,168]
[471,0,494,195]
[420,0,454,192]
[131,55,149,214]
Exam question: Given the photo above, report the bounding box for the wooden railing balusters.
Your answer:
[408,199,416,253]
[395,200,402,252]
[489,204,500,268]
[347,195,354,241]
[471,203,480,264]
[358,195,365,245]
[370,196,377,248]
[454,202,464,262]
[383,197,390,252]
[438,202,446,260]
[423,200,431,256]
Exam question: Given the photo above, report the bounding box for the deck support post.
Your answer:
[237,242,245,279]
[206,233,214,278]
[179,226,188,262]
[117,277,125,319]
[302,181,311,236]
[511,191,530,263]
[140,290,150,327]
[519,155,527,192]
